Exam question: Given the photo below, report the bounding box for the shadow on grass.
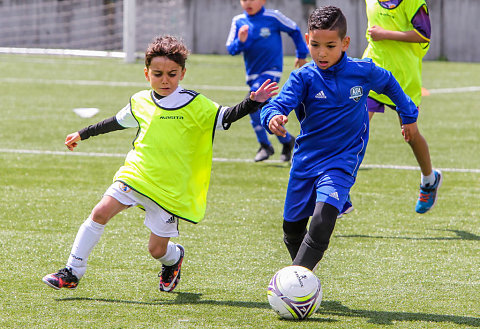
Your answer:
[57,295,480,326]
[336,229,480,241]
[320,300,480,326]
[56,293,329,322]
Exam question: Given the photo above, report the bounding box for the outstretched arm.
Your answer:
[249,79,278,102]
[221,80,278,126]
[65,116,127,151]
[65,132,81,151]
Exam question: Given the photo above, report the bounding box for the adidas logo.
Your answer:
[166,216,176,224]
[329,192,339,200]
[315,90,326,99]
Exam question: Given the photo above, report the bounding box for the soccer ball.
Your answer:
[267,265,322,320]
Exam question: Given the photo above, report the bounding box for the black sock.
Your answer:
[283,218,308,261]
[292,202,338,270]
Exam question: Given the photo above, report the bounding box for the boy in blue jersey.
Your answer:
[226,0,309,162]
[261,6,418,270]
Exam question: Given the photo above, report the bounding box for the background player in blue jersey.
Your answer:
[226,0,309,162]
[261,6,418,270]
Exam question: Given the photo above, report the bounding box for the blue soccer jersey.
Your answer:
[261,53,418,180]
[226,7,308,84]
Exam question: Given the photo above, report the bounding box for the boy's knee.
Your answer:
[406,129,424,145]
[304,232,329,252]
[149,244,167,259]
[90,208,111,225]
[283,218,308,242]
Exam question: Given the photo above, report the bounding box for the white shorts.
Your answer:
[104,181,179,238]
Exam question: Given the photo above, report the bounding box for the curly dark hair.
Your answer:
[145,35,190,69]
[308,6,347,39]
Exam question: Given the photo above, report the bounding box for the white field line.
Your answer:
[2,77,480,94]
[1,148,479,173]
[0,47,125,58]
[427,86,480,94]
[0,77,249,91]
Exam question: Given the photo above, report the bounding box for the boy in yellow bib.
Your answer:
[42,35,278,292]
[363,0,442,214]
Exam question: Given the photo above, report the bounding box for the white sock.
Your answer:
[66,217,105,279]
[157,242,181,266]
[421,171,436,187]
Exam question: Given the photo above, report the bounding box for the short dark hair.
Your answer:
[308,6,347,39]
[145,35,190,69]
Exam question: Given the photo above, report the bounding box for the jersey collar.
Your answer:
[317,52,348,75]
[245,6,265,17]
[150,86,198,110]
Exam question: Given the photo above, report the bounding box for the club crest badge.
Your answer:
[349,86,363,102]
[119,182,131,193]
[260,27,271,38]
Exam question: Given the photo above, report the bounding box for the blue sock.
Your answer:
[277,132,292,144]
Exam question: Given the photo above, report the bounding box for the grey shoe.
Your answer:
[280,137,295,162]
[254,143,274,162]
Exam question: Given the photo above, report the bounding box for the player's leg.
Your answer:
[247,76,273,161]
[150,234,184,292]
[396,114,442,213]
[292,170,353,271]
[292,202,339,270]
[282,176,317,261]
[42,183,131,290]
[250,74,296,162]
[277,133,295,162]
[398,114,433,176]
[249,109,275,161]
[283,218,308,261]
[140,194,183,292]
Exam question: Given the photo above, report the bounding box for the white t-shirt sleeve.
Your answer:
[216,106,230,130]
[115,104,138,128]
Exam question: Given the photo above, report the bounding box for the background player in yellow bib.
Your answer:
[42,35,278,292]
[362,0,442,214]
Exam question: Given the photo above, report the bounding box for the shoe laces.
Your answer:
[57,267,74,279]
[418,191,430,203]
[159,264,175,282]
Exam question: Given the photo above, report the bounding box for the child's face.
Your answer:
[144,56,186,97]
[240,0,265,16]
[305,29,350,70]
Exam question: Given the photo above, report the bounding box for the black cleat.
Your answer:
[42,267,79,290]
[159,244,185,292]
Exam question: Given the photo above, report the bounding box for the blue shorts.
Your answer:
[247,73,281,92]
[283,169,355,222]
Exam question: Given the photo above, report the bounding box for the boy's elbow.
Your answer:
[226,47,239,56]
